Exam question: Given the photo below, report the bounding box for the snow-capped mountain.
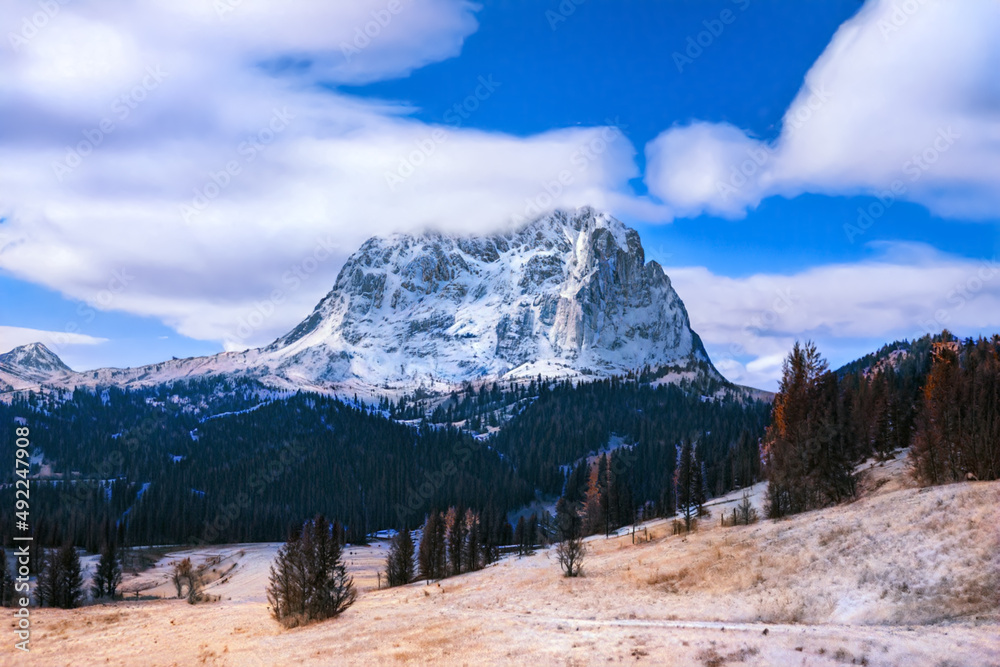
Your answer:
[0,208,721,397]
[265,207,717,389]
[0,342,73,393]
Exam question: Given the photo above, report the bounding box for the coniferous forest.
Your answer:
[0,373,767,551]
[1,331,997,554]
[763,332,1000,518]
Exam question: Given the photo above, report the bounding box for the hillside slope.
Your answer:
[14,460,999,666]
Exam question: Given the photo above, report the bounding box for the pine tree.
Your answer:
[692,457,706,516]
[607,457,622,530]
[762,341,858,517]
[804,371,856,504]
[564,461,589,504]
[41,545,84,609]
[597,454,610,535]
[57,546,80,608]
[674,438,696,531]
[36,549,57,608]
[266,529,303,620]
[464,509,481,572]
[266,515,355,627]
[447,507,466,575]
[418,511,446,581]
[308,516,355,620]
[92,543,123,600]
[479,509,496,566]
[513,516,527,556]
[385,530,416,587]
[526,513,538,554]
[735,490,758,525]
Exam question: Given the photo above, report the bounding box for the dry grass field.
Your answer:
[4,454,998,666]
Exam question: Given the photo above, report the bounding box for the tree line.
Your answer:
[763,333,1000,519]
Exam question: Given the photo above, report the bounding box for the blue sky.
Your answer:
[347,1,859,152]
[0,0,998,389]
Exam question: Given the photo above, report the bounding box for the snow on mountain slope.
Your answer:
[264,207,718,391]
[0,342,74,393]
[0,208,721,397]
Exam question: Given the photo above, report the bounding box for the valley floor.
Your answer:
[5,457,999,666]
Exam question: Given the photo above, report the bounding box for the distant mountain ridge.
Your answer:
[0,208,722,397]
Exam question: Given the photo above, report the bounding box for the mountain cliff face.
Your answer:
[265,207,716,390]
[0,208,721,396]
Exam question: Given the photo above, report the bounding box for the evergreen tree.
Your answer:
[597,454,610,535]
[513,516,527,556]
[36,549,56,608]
[40,545,84,609]
[92,543,123,600]
[307,515,355,619]
[447,508,466,576]
[385,529,416,587]
[479,509,496,566]
[464,509,481,572]
[913,342,962,484]
[911,336,1000,484]
[563,461,590,504]
[266,515,355,627]
[526,513,538,554]
[674,438,697,531]
[763,341,855,517]
[418,511,447,581]
[60,545,84,609]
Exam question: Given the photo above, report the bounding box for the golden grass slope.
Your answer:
[5,459,999,666]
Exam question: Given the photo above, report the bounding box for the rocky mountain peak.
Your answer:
[268,207,718,390]
[0,342,71,373]
[0,208,722,398]
[0,342,73,393]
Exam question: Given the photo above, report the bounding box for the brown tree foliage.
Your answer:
[763,341,855,518]
[912,336,1000,484]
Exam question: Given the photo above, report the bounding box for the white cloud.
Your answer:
[646,0,1000,220]
[668,244,1000,389]
[0,326,107,355]
[0,0,639,347]
[0,0,995,367]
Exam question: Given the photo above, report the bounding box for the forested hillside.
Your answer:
[765,332,1000,518]
[0,385,533,549]
[0,375,769,551]
[7,330,990,554]
[490,378,769,506]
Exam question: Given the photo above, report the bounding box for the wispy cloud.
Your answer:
[645,0,1000,220]
[669,244,1000,389]
[0,0,995,364]
[0,325,107,355]
[0,0,636,346]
